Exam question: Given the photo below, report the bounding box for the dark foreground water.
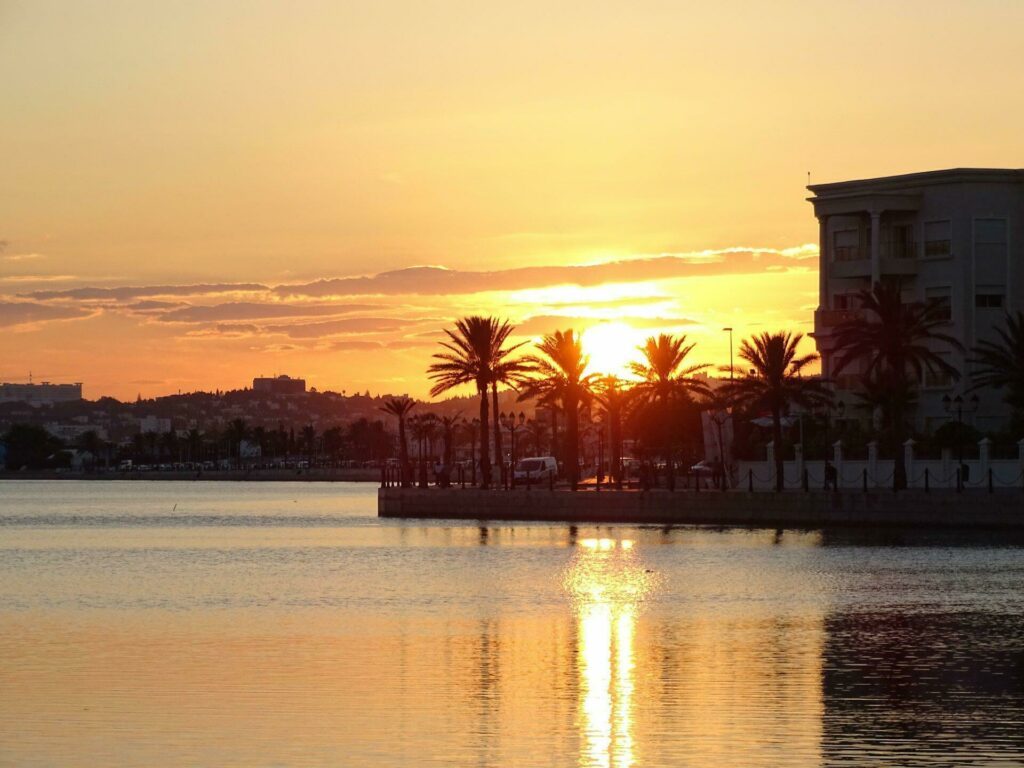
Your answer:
[2,481,1024,767]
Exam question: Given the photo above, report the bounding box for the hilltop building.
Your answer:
[0,381,82,405]
[808,168,1024,432]
[252,375,306,396]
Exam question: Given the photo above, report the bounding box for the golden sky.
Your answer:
[2,1,1022,399]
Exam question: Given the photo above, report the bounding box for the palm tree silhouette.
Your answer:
[629,334,709,487]
[832,281,962,488]
[428,316,526,488]
[593,375,630,487]
[380,396,416,486]
[971,311,1024,414]
[519,329,593,490]
[723,331,829,492]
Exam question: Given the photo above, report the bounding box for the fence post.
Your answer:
[924,467,929,493]
[833,440,844,490]
[694,468,700,493]
[794,442,804,489]
[802,467,809,492]
[863,468,868,494]
[956,467,962,493]
[748,468,753,492]
[903,438,915,491]
[988,467,994,494]
[867,441,878,489]
[979,437,992,487]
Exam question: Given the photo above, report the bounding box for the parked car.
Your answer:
[513,456,558,484]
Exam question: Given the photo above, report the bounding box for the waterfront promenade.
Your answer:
[379,485,1024,529]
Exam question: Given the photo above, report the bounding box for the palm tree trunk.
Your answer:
[893,401,907,490]
[566,394,579,490]
[772,406,784,492]
[479,389,491,488]
[610,412,622,486]
[398,418,410,487]
[491,383,503,486]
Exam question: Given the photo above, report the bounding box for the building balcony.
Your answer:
[813,308,864,349]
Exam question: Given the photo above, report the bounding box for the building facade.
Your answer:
[252,375,306,396]
[0,381,82,405]
[808,168,1024,433]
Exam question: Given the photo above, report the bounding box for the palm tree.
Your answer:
[490,343,533,485]
[519,329,594,490]
[439,413,461,468]
[225,418,249,466]
[379,396,416,485]
[832,281,962,488]
[428,316,525,488]
[722,331,830,491]
[629,334,709,486]
[970,311,1024,413]
[593,376,630,486]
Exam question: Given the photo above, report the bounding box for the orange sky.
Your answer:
[3,1,1022,400]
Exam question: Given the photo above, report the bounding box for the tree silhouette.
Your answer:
[832,281,962,488]
[593,375,630,486]
[379,396,416,485]
[428,316,526,488]
[519,329,593,490]
[722,331,829,491]
[629,334,709,485]
[971,311,1024,415]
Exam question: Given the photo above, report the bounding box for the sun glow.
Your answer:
[581,322,647,378]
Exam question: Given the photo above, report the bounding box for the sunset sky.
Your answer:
[3,1,1022,400]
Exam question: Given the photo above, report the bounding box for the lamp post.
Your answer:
[943,393,980,489]
[722,327,734,379]
[500,411,525,488]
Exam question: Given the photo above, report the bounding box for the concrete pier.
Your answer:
[379,487,1024,529]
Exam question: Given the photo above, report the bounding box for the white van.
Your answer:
[513,456,558,484]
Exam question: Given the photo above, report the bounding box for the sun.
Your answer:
[580,322,646,378]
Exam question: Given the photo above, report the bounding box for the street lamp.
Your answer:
[942,393,980,489]
[722,327,734,379]
[500,411,526,488]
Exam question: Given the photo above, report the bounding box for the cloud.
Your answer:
[265,317,412,339]
[0,274,77,283]
[156,301,382,323]
[0,301,94,328]
[23,283,269,302]
[513,314,699,335]
[330,340,385,351]
[2,252,45,262]
[274,247,818,298]
[126,300,187,312]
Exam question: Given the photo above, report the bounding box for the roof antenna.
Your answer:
[807,170,811,186]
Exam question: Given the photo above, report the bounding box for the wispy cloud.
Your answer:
[274,247,818,298]
[23,283,270,302]
[156,301,383,324]
[0,301,94,328]
[2,252,47,262]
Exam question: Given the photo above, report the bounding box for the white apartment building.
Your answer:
[808,168,1024,433]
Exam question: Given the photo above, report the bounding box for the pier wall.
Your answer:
[378,487,1024,529]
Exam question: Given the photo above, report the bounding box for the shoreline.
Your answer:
[379,486,1024,529]
[0,469,380,482]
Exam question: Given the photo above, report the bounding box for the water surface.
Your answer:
[2,481,1024,767]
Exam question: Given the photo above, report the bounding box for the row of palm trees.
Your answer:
[380,312,830,491]
[391,280,1024,492]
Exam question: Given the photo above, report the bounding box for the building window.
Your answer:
[886,223,916,259]
[923,220,952,258]
[833,229,862,261]
[925,286,952,322]
[975,293,1004,308]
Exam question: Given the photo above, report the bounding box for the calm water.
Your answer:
[2,482,1024,767]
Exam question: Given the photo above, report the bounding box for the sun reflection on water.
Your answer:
[564,538,656,768]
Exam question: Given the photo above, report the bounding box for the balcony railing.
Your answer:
[816,308,865,328]
[882,240,917,259]
[833,246,865,262]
